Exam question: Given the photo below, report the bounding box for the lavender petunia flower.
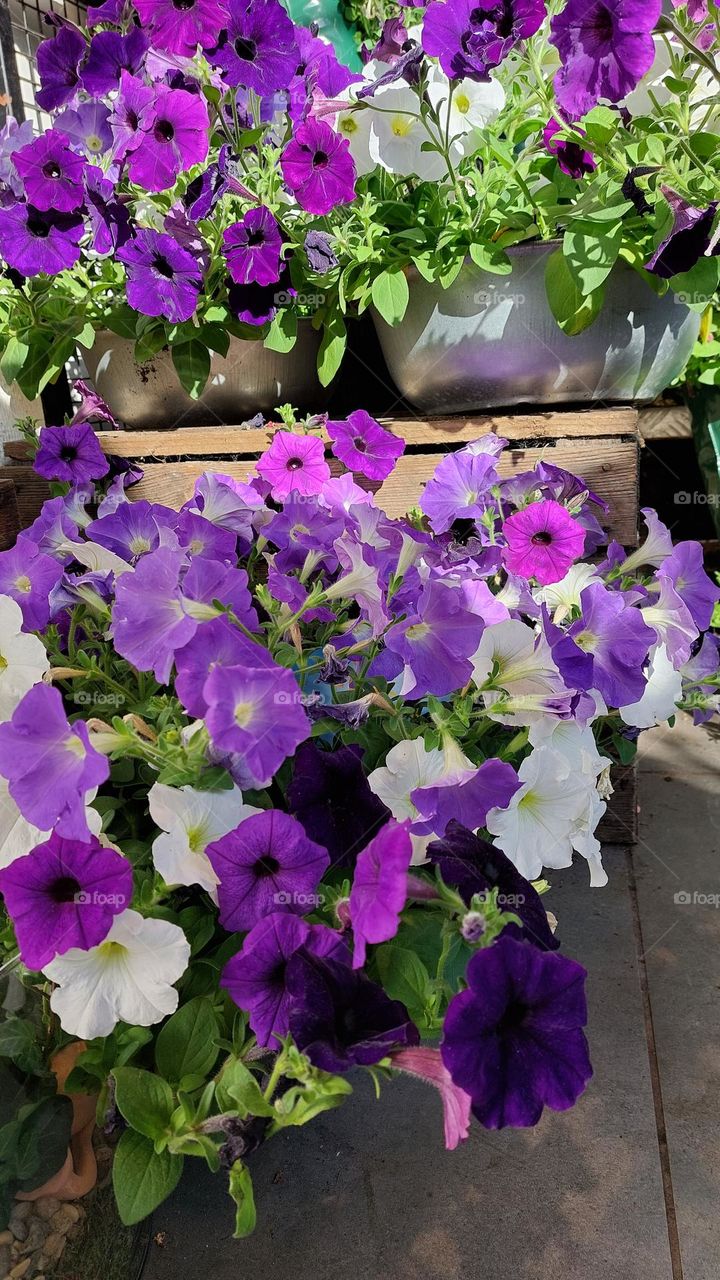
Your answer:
[206,809,330,933]
[441,934,592,1128]
[644,189,719,279]
[203,663,310,788]
[56,102,112,160]
[0,684,109,841]
[281,119,356,216]
[658,541,720,632]
[550,0,661,120]
[34,423,109,485]
[111,546,197,683]
[175,616,274,718]
[223,206,283,286]
[287,948,420,1071]
[118,228,203,323]
[14,131,86,213]
[36,26,86,112]
[349,820,412,967]
[0,832,132,970]
[0,202,83,277]
[420,449,499,533]
[411,756,521,837]
[127,86,209,192]
[502,499,587,586]
[87,499,177,562]
[546,582,655,707]
[288,741,391,868]
[0,540,64,630]
[182,556,259,632]
[423,0,545,81]
[543,118,596,179]
[82,27,149,97]
[211,0,299,94]
[109,71,156,162]
[384,579,484,699]
[327,411,405,482]
[256,432,331,501]
[134,0,220,56]
[175,510,237,562]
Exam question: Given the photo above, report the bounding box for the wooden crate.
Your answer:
[0,479,19,552]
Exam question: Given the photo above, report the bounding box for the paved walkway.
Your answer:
[142,714,719,1280]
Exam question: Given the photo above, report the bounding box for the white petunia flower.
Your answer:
[427,67,505,151]
[334,97,375,175]
[620,643,682,729]
[366,83,457,180]
[368,738,446,864]
[0,776,102,869]
[486,746,596,879]
[0,595,49,722]
[149,782,261,896]
[44,910,191,1039]
[471,619,565,724]
[535,563,600,622]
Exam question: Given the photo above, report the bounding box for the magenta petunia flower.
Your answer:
[117,228,203,323]
[550,0,661,119]
[0,540,64,630]
[36,27,87,112]
[502,499,586,585]
[134,0,221,56]
[109,71,156,162]
[206,809,330,933]
[14,131,87,213]
[81,27,149,98]
[0,684,109,841]
[349,820,412,968]
[327,411,405,482]
[280,119,356,216]
[0,833,132,971]
[34,423,110,485]
[203,663,311,788]
[223,206,283,286]
[210,0,299,94]
[256,431,331,501]
[0,203,83,277]
[543,118,596,179]
[127,86,209,193]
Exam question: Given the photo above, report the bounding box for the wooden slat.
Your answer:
[597,764,638,845]
[0,479,20,551]
[0,466,49,531]
[638,404,692,440]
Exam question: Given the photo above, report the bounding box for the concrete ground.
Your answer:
[142,713,719,1280]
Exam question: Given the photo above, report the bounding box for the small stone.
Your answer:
[0,1244,11,1279]
[50,1205,79,1235]
[17,1221,47,1258]
[8,1259,32,1279]
[37,1234,64,1265]
[33,1201,60,1225]
[0,1233,12,1248]
[9,1206,30,1225]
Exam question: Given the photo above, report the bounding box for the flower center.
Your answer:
[286,456,304,471]
[0,653,6,675]
[497,1000,529,1034]
[13,574,32,593]
[154,119,175,143]
[42,160,62,180]
[153,253,175,279]
[312,150,329,168]
[247,228,266,246]
[456,92,471,115]
[27,214,49,239]
[390,115,413,138]
[49,875,82,904]
[86,133,103,153]
[406,622,430,641]
[98,939,127,958]
[234,700,255,727]
[530,531,552,545]
[186,823,208,854]
[130,535,152,554]
[173,0,196,8]
[353,437,367,453]
[590,2,614,44]
[126,109,139,130]
[234,36,258,62]
[253,855,280,877]
[60,445,78,462]
[65,733,87,759]
[340,117,357,135]
[572,629,596,653]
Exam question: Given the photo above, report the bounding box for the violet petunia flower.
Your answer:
[327,411,405,482]
[644,189,719,279]
[411,756,521,838]
[420,449,499,534]
[441,934,592,1128]
[0,684,109,841]
[56,102,112,160]
[281,119,357,216]
[81,27,149,97]
[543,118,596,179]
[134,0,220,56]
[384,579,484,699]
[203,663,310,788]
[127,86,209,192]
[288,741,391,868]
[502,499,586,586]
[84,165,131,254]
[87,498,177,563]
[304,229,338,274]
[36,26,87,112]
[349,820,412,967]
[175,510,238,563]
[550,0,661,120]
[118,228,203,323]
[256,431,331,501]
[206,809,330,933]
[0,832,132,971]
[546,582,655,707]
[182,556,259,632]
[109,71,156,162]
[14,131,86,213]
[111,545,198,683]
[174,616,275,718]
[211,0,299,94]
[422,0,545,80]
[34,423,110,485]
[223,206,283,286]
[658,540,720,632]
[0,540,64,630]
[287,948,420,1072]
[221,913,349,1048]
[0,202,83,277]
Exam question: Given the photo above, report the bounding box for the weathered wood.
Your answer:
[0,466,49,532]
[0,479,20,552]
[597,764,638,844]
[638,404,692,440]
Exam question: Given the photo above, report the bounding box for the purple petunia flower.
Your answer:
[36,27,87,112]
[287,948,420,1072]
[109,71,156,162]
[117,228,203,323]
[550,0,661,120]
[546,582,655,707]
[87,499,176,563]
[0,203,83,276]
[304,229,338,274]
[0,832,132,971]
[384,579,484,699]
[135,0,220,56]
[111,546,197,682]
[281,119,356,216]
[327,411,405,482]
[422,0,545,80]
[221,912,348,1048]
[82,27,149,97]
[0,540,64,630]
[543,118,596,179]
[210,0,299,94]
[84,165,131,255]
[411,756,521,837]
[644,189,719,279]
[127,86,209,192]
[349,820,412,967]
[206,809,330,933]
[203,662,310,788]
[420,449,500,534]
[34,423,110,485]
[658,541,720,632]
[441,934,592,1128]
[0,684,109,841]
[174,616,274,718]
[502,499,586,586]
[182,555,259,632]
[14,131,86,213]
[223,206,283,286]
[256,431,331,501]
[288,741,391,868]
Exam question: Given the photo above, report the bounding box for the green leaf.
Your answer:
[371,268,409,326]
[545,248,605,336]
[376,944,432,1021]
[155,997,220,1087]
[171,339,211,398]
[228,1161,257,1239]
[563,221,622,296]
[0,1019,42,1074]
[0,336,29,384]
[113,1129,184,1226]
[317,314,346,386]
[581,106,619,146]
[198,323,230,357]
[112,1067,175,1141]
[469,243,512,275]
[216,1058,274,1117]
[14,1096,73,1193]
[264,308,298,354]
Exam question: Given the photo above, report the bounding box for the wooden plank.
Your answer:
[0,479,19,552]
[0,466,49,531]
[638,404,692,440]
[597,763,638,845]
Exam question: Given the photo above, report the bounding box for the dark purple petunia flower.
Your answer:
[36,26,87,112]
[543,118,596,179]
[34,423,110,484]
[442,935,592,1127]
[206,809,330,933]
[288,741,391,867]
[221,913,349,1048]
[422,0,545,80]
[0,202,83,277]
[82,27,149,97]
[174,616,275,718]
[135,0,220,56]
[427,821,560,951]
[545,582,655,708]
[0,833,132,971]
[281,118,356,216]
[117,228,203,323]
[109,71,156,163]
[304,229,338,274]
[550,0,661,120]
[223,206,283,287]
[327,410,404,482]
[87,0,125,23]
[84,165,131,255]
[0,539,64,630]
[227,261,296,326]
[211,0,299,93]
[127,85,209,192]
[14,131,86,213]
[287,948,420,1072]
[644,189,719,279]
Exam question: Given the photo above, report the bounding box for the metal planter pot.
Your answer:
[83,324,327,429]
[372,242,701,414]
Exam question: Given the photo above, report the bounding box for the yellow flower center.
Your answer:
[129,536,152,555]
[235,701,255,728]
[65,734,87,759]
[186,823,208,854]
[391,115,413,138]
[14,575,31,593]
[340,116,358,135]
[98,940,127,959]
[0,653,7,675]
[456,93,471,115]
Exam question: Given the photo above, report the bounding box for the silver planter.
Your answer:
[372,243,701,414]
[83,325,327,429]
